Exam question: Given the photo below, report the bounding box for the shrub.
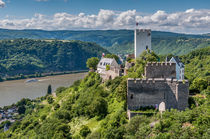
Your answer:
[80,125,91,137]
[47,96,54,104]
[55,87,67,95]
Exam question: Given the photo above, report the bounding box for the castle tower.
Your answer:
[134,29,151,58]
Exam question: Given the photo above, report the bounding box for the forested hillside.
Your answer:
[108,38,210,55]
[0,29,210,55]
[0,39,109,76]
[0,48,209,138]
[182,46,210,81]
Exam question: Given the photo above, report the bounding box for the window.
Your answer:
[130,94,133,99]
[146,45,148,50]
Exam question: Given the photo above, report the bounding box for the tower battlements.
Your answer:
[136,29,151,33]
[145,62,176,79]
[146,62,175,66]
[128,78,188,84]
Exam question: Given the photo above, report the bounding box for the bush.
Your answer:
[47,96,54,104]
[55,87,67,95]
[80,125,91,137]
[18,105,26,114]
[190,78,208,93]
[54,103,60,110]
[88,97,108,118]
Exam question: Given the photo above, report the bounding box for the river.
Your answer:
[0,72,87,107]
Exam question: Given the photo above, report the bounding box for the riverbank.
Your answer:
[0,70,88,83]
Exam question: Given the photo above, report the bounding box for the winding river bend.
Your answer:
[0,72,87,107]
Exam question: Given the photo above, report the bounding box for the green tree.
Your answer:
[47,96,54,104]
[17,105,26,114]
[104,54,119,62]
[106,65,110,71]
[190,78,208,93]
[47,84,52,95]
[0,77,3,82]
[86,57,99,70]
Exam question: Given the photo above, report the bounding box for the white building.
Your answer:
[97,58,120,80]
[97,58,119,74]
[169,57,185,80]
[134,29,151,58]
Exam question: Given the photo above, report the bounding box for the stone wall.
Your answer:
[127,78,189,111]
[100,66,121,81]
[177,81,189,110]
[145,62,176,78]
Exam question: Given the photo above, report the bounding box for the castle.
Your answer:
[127,28,189,119]
[96,28,189,120]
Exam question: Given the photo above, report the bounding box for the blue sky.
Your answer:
[0,0,209,33]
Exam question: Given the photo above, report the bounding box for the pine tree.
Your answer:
[47,84,52,95]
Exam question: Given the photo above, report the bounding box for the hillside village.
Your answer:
[0,107,18,132]
[96,29,189,119]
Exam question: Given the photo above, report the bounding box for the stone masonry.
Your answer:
[127,62,189,119]
[145,62,176,78]
[127,78,189,110]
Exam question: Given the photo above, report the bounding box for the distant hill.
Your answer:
[107,38,210,55]
[203,33,210,36]
[0,39,109,76]
[0,29,209,55]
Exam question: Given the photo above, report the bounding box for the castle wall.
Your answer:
[127,78,188,112]
[135,29,151,58]
[177,81,189,110]
[145,62,176,78]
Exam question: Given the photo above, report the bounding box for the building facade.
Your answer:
[97,58,121,80]
[169,57,185,80]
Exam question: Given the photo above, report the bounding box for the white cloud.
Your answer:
[0,0,5,8]
[1,9,210,34]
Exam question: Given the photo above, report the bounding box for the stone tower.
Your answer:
[134,29,151,58]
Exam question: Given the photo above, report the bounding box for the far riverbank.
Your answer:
[0,70,88,83]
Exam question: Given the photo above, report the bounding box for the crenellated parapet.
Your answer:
[145,62,176,79]
[146,62,175,66]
